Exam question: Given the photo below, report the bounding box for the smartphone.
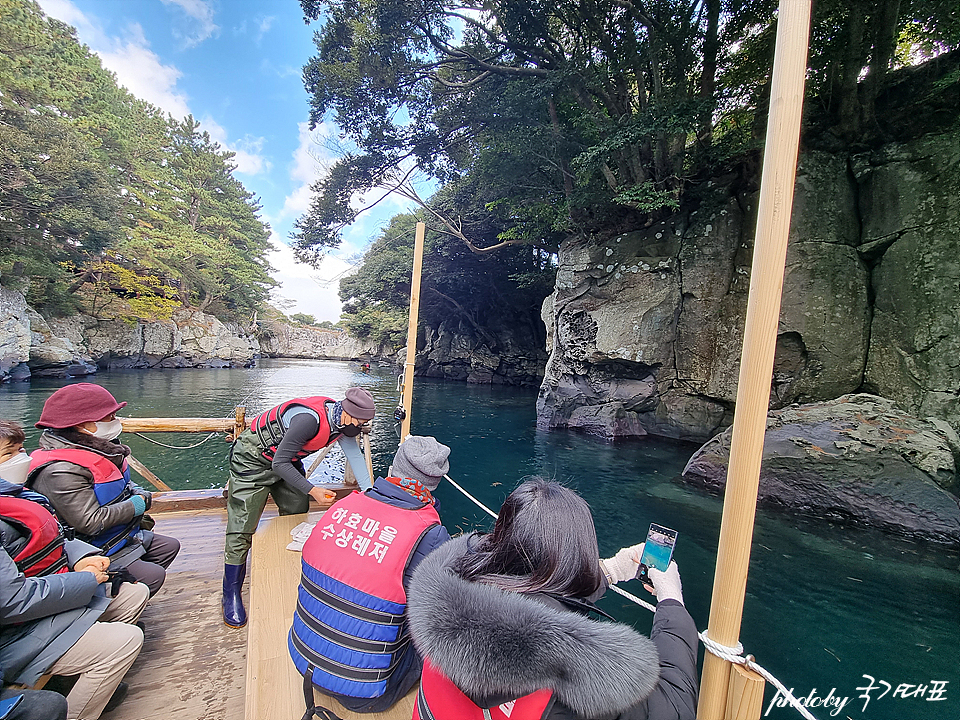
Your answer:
[638,523,678,583]
[0,694,24,720]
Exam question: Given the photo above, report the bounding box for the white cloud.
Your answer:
[98,26,192,119]
[200,116,270,176]
[160,0,219,48]
[278,121,338,220]
[268,235,352,323]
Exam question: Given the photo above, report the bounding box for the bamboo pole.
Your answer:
[400,221,426,439]
[362,427,374,483]
[127,455,172,492]
[118,417,237,433]
[724,666,766,720]
[697,2,812,719]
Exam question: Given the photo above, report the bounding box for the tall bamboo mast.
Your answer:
[399,221,426,439]
[697,2,813,719]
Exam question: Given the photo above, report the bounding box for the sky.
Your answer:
[35,0,418,323]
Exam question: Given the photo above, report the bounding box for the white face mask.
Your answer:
[0,452,31,486]
[90,418,123,441]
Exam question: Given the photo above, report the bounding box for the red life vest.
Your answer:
[27,447,138,555]
[414,659,554,720]
[289,490,441,699]
[0,496,69,576]
[250,396,337,462]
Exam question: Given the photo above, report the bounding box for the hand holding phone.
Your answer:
[637,523,677,584]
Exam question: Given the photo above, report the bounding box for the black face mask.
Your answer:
[339,423,362,438]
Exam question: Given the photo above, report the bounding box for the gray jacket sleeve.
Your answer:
[337,435,372,490]
[30,463,138,537]
[0,548,99,625]
[271,413,319,495]
[63,538,103,567]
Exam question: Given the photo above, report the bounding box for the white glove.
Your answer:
[600,543,645,585]
[646,561,684,605]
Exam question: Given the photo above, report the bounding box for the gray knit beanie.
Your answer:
[390,436,450,490]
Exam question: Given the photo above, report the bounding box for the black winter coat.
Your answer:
[407,534,699,720]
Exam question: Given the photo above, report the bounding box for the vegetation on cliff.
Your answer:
[295,0,958,342]
[0,0,275,326]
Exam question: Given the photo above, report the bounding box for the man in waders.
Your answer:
[222,388,375,628]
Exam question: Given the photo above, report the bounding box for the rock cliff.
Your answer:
[538,128,960,442]
[0,299,388,381]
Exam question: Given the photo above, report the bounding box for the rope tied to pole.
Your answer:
[133,431,219,450]
[698,632,821,720]
[440,471,823,720]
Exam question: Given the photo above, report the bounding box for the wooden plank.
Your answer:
[244,514,415,720]
[127,454,173,492]
[106,508,252,720]
[119,417,237,432]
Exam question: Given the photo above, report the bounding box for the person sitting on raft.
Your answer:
[406,477,699,720]
[27,384,180,597]
[1,420,149,720]
[223,387,376,628]
[290,435,452,715]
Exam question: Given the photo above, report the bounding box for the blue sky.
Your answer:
[36,0,418,322]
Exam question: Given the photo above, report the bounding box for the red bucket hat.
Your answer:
[36,383,127,429]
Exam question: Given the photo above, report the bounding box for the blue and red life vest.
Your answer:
[0,495,69,576]
[250,396,337,462]
[28,448,139,556]
[414,659,554,720]
[288,490,440,700]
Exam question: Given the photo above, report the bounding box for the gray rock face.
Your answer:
[258,322,387,360]
[857,134,960,432]
[0,286,31,380]
[682,395,960,544]
[419,319,546,386]
[78,309,259,368]
[539,129,958,442]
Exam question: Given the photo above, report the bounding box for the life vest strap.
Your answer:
[290,629,402,684]
[300,574,405,627]
[296,598,410,655]
[300,665,346,720]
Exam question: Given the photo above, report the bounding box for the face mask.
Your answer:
[90,418,123,441]
[0,452,31,485]
[339,423,362,438]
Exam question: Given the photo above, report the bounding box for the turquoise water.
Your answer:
[1,359,957,720]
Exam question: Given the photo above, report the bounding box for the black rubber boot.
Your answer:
[222,562,247,628]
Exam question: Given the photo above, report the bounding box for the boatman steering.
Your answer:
[222,388,375,628]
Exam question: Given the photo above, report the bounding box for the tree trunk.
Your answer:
[861,0,902,135]
[699,0,721,146]
[837,5,867,140]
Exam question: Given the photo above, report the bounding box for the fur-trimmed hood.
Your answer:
[407,534,660,716]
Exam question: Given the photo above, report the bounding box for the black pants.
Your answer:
[125,532,181,596]
[0,688,67,720]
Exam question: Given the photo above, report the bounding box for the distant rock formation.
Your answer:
[682,394,960,545]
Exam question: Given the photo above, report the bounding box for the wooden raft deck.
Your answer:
[101,506,413,720]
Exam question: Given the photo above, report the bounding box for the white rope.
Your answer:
[440,472,820,720]
[133,431,219,450]
[698,633,820,720]
[442,474,499,519]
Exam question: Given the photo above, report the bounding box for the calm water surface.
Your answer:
[1,359,956,720]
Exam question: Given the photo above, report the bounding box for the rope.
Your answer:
[698,633,820,720]
[133,432,219,450]
[440,473,821,720]
[442,474,498,520]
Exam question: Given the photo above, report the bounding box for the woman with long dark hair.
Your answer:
[407,477,698,720]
